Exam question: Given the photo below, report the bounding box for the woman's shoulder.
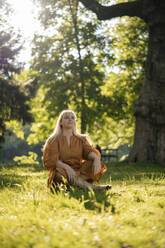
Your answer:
[45,135,59,148]
[74,134,91,144]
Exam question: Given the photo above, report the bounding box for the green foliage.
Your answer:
[6,0,149,150]
[92,116,134,148]
[27,86,56,144]
[0,4,32,146]
[0,77,32,144]
[28,0,112,142]
[0,127,43,163]
[26,0,148,148]
[0,162,165,247]
[0,31,21,77]
[0,0,11,26]
[13,152,39,165]
[5,121,24,140]
[101,14,148,146]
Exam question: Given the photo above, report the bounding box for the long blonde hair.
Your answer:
[44,110,88,149]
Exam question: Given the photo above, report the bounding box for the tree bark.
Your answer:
[128,1,165,165]
[79,0,143,20]
[79,0,165,164]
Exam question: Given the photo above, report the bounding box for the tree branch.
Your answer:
[79,0,144,21]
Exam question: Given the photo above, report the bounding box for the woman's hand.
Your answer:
[56,160,76,183]
[92,157,101,175]
[64,165,76,184]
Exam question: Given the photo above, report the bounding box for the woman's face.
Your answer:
[61,112,76,130]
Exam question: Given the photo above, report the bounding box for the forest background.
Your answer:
[0,0,148,163]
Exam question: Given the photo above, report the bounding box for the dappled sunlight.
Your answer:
[8,0,37,36]
[7,0,40,64]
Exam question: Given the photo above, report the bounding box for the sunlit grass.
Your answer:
[0,162,165,248]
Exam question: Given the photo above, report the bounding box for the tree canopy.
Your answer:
[27,0,116,144]
[0,3,32,145]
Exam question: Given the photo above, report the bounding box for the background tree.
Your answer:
[28,0,113,144]
[0,2,32,146]
[79,0,165,165]
[99,15,148,148]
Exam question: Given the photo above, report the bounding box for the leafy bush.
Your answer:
[13,151,39,165]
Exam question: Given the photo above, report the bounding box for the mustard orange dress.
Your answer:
[43,135,107,188]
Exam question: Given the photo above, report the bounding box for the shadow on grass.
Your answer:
[71,187,111,212]
[0,162,44,173]
[0,163,45,190]
[0,174,30,189]
[51,184,112,212]
[50,162,165,211]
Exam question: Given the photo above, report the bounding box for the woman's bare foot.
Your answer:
[92,184,112,190]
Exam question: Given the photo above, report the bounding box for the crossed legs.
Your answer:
[52,171,111,191]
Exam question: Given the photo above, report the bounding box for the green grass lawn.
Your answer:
[0,162,165,248]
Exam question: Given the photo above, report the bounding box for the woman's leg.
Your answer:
[80,160,107,183]
[53,171,111,191]
[51,171,70,192]
[71,174,111,190]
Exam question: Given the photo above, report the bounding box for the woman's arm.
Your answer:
[56,160,70,169]
[88,151,100,161]
[56,160,76,183]
[88,152,101,175]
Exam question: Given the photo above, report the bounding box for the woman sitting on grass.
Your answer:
[43,110,111,191]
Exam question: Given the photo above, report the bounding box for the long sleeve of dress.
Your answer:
[43,139,59,170]
[82,137,101,160]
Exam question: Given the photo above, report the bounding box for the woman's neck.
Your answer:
[62,129,73,137]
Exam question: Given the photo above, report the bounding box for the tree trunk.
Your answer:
[69,0,86,134]
[129,2,165,165]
